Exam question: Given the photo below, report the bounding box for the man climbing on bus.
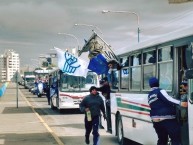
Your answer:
[148,77,188,145]
[96,77,112,132]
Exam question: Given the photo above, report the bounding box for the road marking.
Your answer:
[19,89,65,145]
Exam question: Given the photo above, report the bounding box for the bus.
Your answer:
[24,71,35,89]
[48,69,100,112]
[108,27,193,145]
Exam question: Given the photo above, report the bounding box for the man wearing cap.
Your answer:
[148,77,188,145]
[79,86,106,145]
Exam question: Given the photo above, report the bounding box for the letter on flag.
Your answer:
[54,47,89,77]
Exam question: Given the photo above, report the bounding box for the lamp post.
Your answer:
[58,32,80,56]
[102,10,140,43]
[74,23,103,35]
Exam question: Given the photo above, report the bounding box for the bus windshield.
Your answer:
[25,78,35,82]
[59,71,98,92]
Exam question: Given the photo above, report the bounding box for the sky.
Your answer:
[0,0,193,67]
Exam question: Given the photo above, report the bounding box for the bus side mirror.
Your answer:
[185,69,193,79]
[185,43,193,69]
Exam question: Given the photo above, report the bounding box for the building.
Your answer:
[0,50,20,82]
[0,55,7,82]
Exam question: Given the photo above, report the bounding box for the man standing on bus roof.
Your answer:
[148,77,188,145]
[79,86,106,145]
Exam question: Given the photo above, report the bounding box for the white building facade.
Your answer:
[0,55,7,82]
[0,50,20,82]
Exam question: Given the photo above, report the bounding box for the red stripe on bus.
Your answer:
[118,108,150,116]
[59,93,84,99]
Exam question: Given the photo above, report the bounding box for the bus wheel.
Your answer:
[59,109,63,113]
[117,115,125,145]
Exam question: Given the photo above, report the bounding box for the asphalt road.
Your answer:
[20,88,120,145]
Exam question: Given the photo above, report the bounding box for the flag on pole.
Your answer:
[54,47,89,77]
[78,32,121,75]
[79,32,118,62]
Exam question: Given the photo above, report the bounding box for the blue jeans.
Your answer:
[85,115,100,145]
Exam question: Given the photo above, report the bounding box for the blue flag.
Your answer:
[88,54,108,75]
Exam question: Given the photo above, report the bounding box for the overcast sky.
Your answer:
[0,0,193,66]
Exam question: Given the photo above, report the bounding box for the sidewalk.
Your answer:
[0,83,62,145]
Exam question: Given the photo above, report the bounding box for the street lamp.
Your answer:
[58,32,80,56]
[102,10,140,43]
[74,23,103,35]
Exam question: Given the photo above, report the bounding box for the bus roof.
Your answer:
[117,26,193,55]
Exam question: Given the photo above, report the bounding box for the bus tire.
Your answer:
[117,114,125,145]
[59,109,63,113]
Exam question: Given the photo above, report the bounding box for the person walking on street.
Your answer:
[148,77,188,145]
[79,86,106,145]
[96,77,112,132]
[44,75,50,105]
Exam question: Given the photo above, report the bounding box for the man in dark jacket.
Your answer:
[97,77,112,132]
[148,77,188,145]
[79,86,106,145]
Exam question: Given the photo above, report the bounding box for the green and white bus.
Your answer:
[108,27,193,145]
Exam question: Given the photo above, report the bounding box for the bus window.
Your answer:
[120,56,129,89]
[120,56,129,67]
[158,46,173,61]
[158,46,173,91]
[120,68,129,89]
[143,49,156,90]
[131,53,141,66]
[59,71,99,92]
[130,53,141,91]
[108,69,118,89]
[86,75,94,84]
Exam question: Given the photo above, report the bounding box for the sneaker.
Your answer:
[85,137,90,145]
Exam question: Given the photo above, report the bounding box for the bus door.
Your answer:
[176,45,189,145]
[177,42,193,145]
[185,43,193,145]
[56,72,60,108]
[187,79,193,145]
